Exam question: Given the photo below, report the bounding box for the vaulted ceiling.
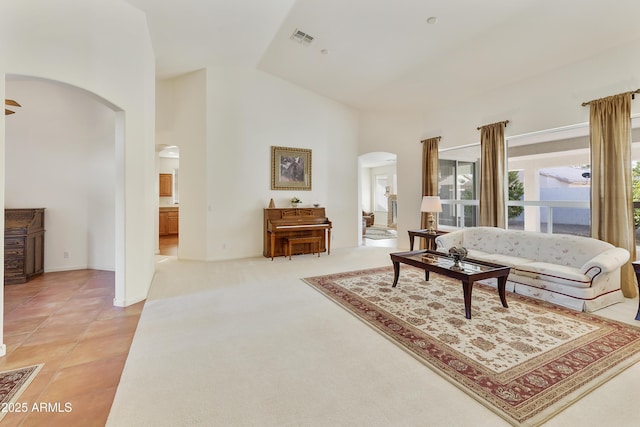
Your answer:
[127,0,640,113]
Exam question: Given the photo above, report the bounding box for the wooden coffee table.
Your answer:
[390,250,511,319]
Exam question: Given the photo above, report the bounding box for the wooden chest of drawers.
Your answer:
[4,208,45,284]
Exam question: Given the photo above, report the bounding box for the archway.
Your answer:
[5,75,122,293]
[358,152,398,247]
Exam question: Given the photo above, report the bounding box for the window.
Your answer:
[507,133,590,236]
[438,157,478,228]
[436,122,640,244]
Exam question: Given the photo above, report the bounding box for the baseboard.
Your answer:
[113,295,146,307]
[44,265,89,273]
[87,264,115,272]
[45,265,115,273]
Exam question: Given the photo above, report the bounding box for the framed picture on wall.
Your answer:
[271,146,312,190]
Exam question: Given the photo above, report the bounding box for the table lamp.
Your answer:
[421,196,442,234]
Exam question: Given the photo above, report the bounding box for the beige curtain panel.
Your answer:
[589,92,637,297]
[479,122,506,228]
[421,137,440,243]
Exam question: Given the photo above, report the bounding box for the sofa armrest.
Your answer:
[435,230,464,253]
[581,247,630,279]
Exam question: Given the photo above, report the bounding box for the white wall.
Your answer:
[159,157,179,174]
[157,71,208,260]
[360,166,372,213]
[203,66,359,260]
[0,72,5,357]
[358,112,424,248]
[0,0,156,319]
[156,66,360,261]
[359,38,640,249]
[5,78,115,271]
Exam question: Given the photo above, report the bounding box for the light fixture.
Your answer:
[426,16,438,25]
[420,196,442,234]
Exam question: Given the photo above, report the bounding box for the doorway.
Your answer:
[5,76,118,274]
[359,152,398,247]
[158,145,180,256]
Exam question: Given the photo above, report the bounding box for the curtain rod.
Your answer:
[420,136,442,143]
[477,120,509,130]
[581,89,640,106]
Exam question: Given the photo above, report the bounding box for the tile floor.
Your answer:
[1,269,143,426]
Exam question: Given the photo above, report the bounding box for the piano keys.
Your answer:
[263,207,332,260]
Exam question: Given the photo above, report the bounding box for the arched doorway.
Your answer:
[5,75,121,291]
[358,152,398,247]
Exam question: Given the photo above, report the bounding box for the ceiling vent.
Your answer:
[290,28,314,46]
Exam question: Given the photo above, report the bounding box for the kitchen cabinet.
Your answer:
[159,207,179,236]
[159,173,173,197]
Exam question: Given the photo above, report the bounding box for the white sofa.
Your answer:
[435,227,630,312]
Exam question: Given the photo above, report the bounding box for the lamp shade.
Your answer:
[420,196,442,213]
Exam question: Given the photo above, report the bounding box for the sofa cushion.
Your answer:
[463,248,533,269]
[479,253,535,268]
[513,262,592,288]
[465,249,494,262]
[535,233,613,268]
[498,230,541,259]
[463,227,505,253]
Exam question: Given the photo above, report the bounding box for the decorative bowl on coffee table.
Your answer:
[448,246,468,271]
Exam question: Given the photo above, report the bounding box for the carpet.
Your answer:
[364,226,397,240]
[303,267,640,427]
[0,364,43,421]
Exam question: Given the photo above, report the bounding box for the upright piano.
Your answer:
[264,207,332,259]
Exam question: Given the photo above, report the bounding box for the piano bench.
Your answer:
[285,237,322,260]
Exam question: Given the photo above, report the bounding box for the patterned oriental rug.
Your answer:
[303,267,640,427]
[0,364,43,422]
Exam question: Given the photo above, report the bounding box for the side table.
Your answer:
[407,229,448,251]
[632,262,640,321]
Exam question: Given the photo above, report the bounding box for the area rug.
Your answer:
[0,364,43,421]
[303,267,640,427]
[364,226,397,240]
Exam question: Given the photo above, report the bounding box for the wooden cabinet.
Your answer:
[5,208,45,284]
[159,207,179,236]
[159,212,167,235]
[159,173,173,197]
[167,210,179,234]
